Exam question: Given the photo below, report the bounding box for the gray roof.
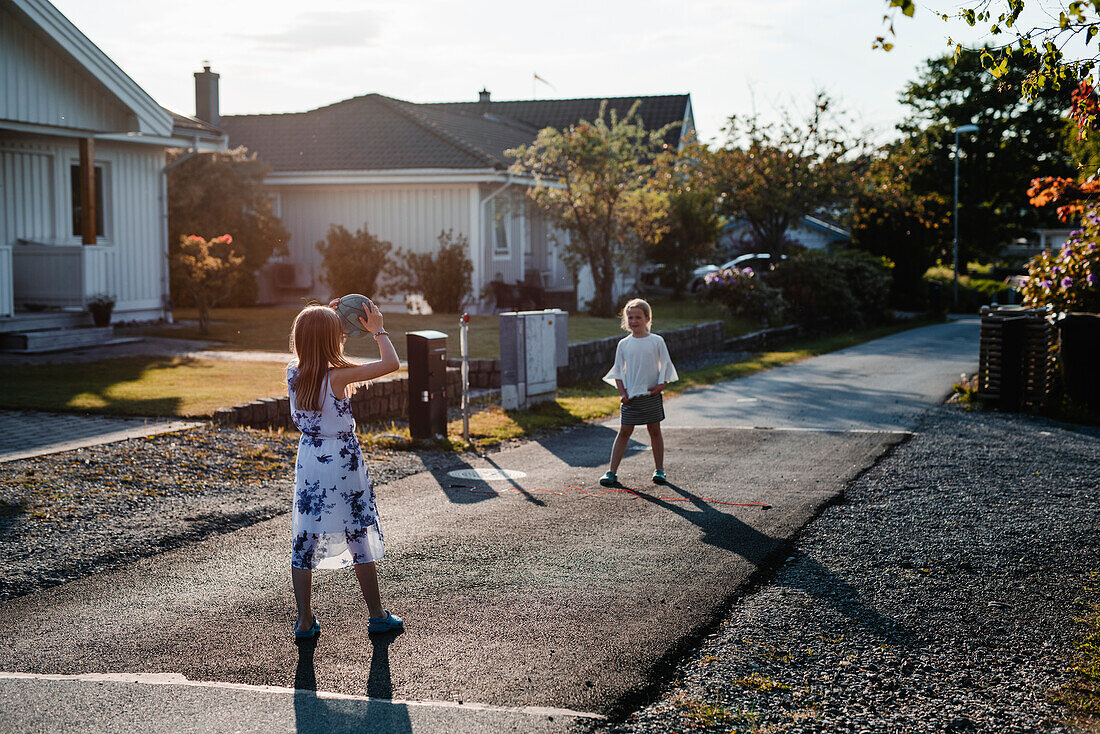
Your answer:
[220,93,692,172]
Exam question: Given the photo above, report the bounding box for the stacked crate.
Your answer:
[977,305,1056,411]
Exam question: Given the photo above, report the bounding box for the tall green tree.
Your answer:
[847,140,950,306]
[167,147,289,307]
[879,1,1100,104]
[507,102,671,316]
[896,49,1076,268]
[705,93,859,257]
[645,147,725,299]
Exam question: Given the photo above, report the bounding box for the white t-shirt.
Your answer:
[602,333,679,398]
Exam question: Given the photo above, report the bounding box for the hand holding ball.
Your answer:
[334,294,383,338]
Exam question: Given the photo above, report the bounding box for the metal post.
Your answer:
[952,124,978,310]
[953,129,960,309]
[460,312,470,443]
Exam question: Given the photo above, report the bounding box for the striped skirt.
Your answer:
[621,393,665,426]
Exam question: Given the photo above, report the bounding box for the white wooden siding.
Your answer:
[0,5,134,133]
[0,135,165,316]
[276,183,475,288]
[0,144,55,243]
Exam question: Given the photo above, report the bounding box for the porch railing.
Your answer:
[11,242,108,309]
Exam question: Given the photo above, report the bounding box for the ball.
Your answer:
[334,294,375,338]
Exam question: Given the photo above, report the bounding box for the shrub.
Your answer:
[171,234,243,333]
[770,250,892,326]
[698,266,787,326]
[1020,235,1100,313]
[922,267,1012,313]
[389,230,474,313]
[315,224,392,299]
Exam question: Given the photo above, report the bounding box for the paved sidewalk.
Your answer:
[0,336,291,366]
[0,411,201,463]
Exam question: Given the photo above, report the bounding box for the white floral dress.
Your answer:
[287,363,384,569]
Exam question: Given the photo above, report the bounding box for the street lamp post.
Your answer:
[953,124,979,308]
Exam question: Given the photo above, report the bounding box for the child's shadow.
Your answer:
[635,481,913,644]
[292,631,412,733]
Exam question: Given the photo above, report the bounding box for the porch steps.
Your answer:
[0,326,138,354]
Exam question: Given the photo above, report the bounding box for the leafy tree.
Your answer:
[644,149,725,299]
[167,147,289,307]
[847,140,950,307]
[171,234,242,334]
[704,93,859,257]
[315,224,393,299]
[388,230,473,313]
[507,102,671,316]
[894,49,1076,268]
[878,0,1100,103]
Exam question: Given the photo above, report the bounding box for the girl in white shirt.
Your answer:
[600,298,679,486]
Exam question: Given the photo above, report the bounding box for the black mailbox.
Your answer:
[407,330,448,439]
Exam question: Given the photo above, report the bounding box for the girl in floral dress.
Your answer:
[286,299,403,639]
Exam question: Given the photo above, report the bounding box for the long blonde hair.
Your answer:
[289,305,356,411]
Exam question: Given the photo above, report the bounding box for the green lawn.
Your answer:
[1,319,937,421]
[129,299,748,361]
[0,357,287,418]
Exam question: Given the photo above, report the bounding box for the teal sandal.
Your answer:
[293,614,320,640]
[652,470,667,485]
[599,471,618,487]
[368,611,404,634]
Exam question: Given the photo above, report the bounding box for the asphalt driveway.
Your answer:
[0,319,980,733]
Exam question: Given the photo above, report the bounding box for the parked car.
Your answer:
[689,253,787,292]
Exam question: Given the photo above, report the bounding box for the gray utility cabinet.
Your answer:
[499,309,568,410]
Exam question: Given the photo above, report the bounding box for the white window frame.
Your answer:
[491,197,511,261]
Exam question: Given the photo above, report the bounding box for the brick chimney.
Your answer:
[195,64,220,126]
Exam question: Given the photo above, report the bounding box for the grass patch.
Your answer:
[733,672,791,692]
[1052,574,1100,729]
[0,357,286,417]
[129,299,748,360]
[439,319,940,451]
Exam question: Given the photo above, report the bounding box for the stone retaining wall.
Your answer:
[214,368,463,430]
[216,321,725,429]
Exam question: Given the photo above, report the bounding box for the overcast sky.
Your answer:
[50,0,1000,144]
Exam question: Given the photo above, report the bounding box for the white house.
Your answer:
[219,90,695,312]
[0,0,225,337]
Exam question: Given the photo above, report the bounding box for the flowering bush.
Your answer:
[699,266,787,326]
[171,233,242,333]
[1020,227,1100,313]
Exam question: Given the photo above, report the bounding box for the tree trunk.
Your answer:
[589,251,617,317]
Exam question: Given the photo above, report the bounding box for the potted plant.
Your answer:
[87,293,115,327]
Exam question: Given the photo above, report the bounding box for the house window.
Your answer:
[492,199,510,259]
[70,163,106,239]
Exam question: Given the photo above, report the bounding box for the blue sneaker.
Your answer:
[599,471,618,487]
[652,470,667,485]
[368,611,404,634]
[293,615,320,640]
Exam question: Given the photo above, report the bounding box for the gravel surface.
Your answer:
[595,404,1100,734]
[0,425,458,601]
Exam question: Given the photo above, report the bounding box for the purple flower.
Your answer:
[1088,243,1098,252]
[1052,266,1062,275]
[741,267,754,277]
[1087,273,1098,285]
[1062,276,1074,288]
[1040,279,1053,290]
